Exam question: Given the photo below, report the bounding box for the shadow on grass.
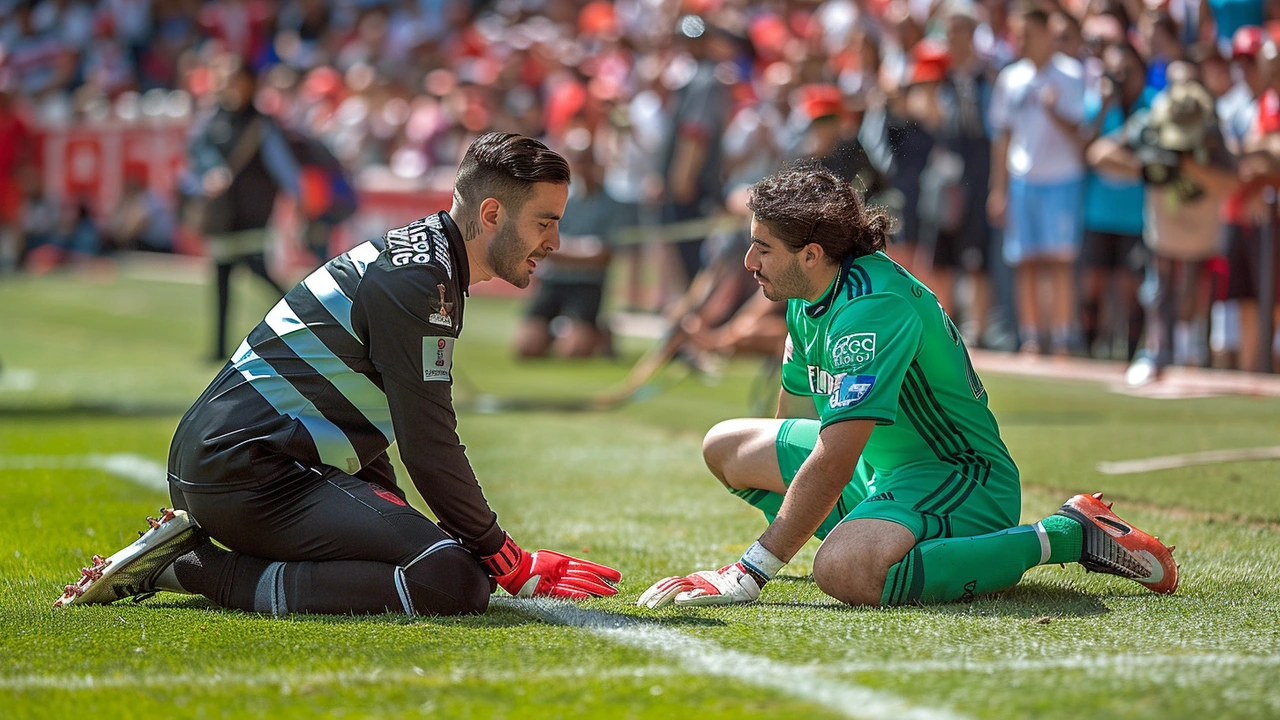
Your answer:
[141,595,729,630]
[758,578,1111,618]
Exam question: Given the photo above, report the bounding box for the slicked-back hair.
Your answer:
[747,162,892,262]
[453,132,571,222]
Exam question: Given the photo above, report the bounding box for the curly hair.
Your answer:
[746,163,892,261]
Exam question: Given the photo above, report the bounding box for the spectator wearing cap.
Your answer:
[919,8,997,345]
[1079,42,1152,361]
[1088,74,1239,384]
[1219,26,1271,370]
[989,6,1087,355]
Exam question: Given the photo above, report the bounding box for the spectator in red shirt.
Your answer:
[0,87,32,272]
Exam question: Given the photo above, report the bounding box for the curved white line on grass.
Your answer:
[0,665,681,691]
[494,598,969,720]
[0,454,167,492]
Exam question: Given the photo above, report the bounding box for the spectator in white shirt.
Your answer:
[989,6,1087,355]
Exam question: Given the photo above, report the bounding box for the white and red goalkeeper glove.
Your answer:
[636,542,784,609]
[482,534,620,599]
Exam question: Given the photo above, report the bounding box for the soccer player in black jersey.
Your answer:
[54,133,620,616]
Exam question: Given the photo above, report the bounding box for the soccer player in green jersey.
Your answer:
[638,165,1178,609]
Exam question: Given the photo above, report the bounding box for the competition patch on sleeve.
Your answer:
[422,336,455,382]
[828,373,876,409]
[830,332,876,370]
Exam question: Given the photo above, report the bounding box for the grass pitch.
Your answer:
[2,264,1280,719]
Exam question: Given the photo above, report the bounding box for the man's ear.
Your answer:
[803,243,825,267]
[479,197,502,231]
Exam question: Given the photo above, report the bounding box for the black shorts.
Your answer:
[169,452,456,567]
[932,208,991,273]
[1081,230,1147,272]
[526,280,604,325]
[1223,223,1280,302]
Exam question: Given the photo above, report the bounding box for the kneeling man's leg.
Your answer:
[170,466,490,616]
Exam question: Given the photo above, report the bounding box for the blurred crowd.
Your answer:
[3,0,1280,379]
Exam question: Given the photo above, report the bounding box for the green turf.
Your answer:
[2,267,1279,719]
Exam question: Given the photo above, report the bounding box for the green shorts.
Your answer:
[776,419,1020,542]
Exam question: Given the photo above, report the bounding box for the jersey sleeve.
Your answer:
[352,258,506,557]
[819,293,923,429]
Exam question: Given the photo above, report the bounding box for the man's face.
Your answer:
[1015,16,1049,60]
[745,216,813,302]
[487,182,568,288]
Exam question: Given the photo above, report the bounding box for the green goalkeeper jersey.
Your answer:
[780,251,1019,489]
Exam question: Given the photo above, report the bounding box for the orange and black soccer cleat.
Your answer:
[1055,493,1179,594]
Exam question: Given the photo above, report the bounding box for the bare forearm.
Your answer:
[990,134,1010,191]
[757,423,871,561]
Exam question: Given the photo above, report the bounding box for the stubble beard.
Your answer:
[487,221,535,288]
[760,255,812,302]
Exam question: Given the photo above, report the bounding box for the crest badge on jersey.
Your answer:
[831,332,876,370]
[423,337,454,382]
[829,373,876,409]
[429,282,454,328]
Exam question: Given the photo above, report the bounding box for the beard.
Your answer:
[487,220,538,288]
[757,255,812,302]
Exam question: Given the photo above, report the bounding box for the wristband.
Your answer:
[739,541,785,585]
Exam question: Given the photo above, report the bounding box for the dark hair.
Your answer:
[1019,6,1050,27]
[747,162,892,261]
[454,132,571,218]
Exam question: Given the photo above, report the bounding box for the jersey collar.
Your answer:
[438,211,471,294]
[804,254,855,319]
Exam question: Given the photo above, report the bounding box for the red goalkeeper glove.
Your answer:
[481,534,621,599]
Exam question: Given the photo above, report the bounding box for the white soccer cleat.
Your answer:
[53,508,202,608]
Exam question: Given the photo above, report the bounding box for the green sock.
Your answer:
[880,524,1046,605]
[729,487,850,541]
[1038,514,1083,564]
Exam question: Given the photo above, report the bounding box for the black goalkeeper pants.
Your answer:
[168,460,491,616]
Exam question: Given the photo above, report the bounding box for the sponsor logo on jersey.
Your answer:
[808,366,838,395]
[423,336,454,381]
[828,373,876,409]
[429,282,454,328]
[831,332,876,370]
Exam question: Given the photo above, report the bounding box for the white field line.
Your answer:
[0,453,168,492]
[0,665,681,692]
[493,598,970,720]
[830,651,1280,675]
[1097,446,1280,475]
[7,650,1278,694]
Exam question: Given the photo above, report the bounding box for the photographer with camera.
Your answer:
[1087,65,1238,385]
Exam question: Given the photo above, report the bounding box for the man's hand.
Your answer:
[636,563,762,608]
[482,534,620,599]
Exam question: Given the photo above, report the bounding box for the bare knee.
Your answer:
[701,421,740,487]
[812,521,915,607]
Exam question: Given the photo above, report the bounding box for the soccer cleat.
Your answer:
[53,509,202,608]
[1055,493,1179,594]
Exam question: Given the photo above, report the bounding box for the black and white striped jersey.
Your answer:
[169,211,507,556]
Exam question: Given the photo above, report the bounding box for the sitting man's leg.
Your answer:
[813,472,1177,606]
[165,464,492,616]
[703,418,866,541]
